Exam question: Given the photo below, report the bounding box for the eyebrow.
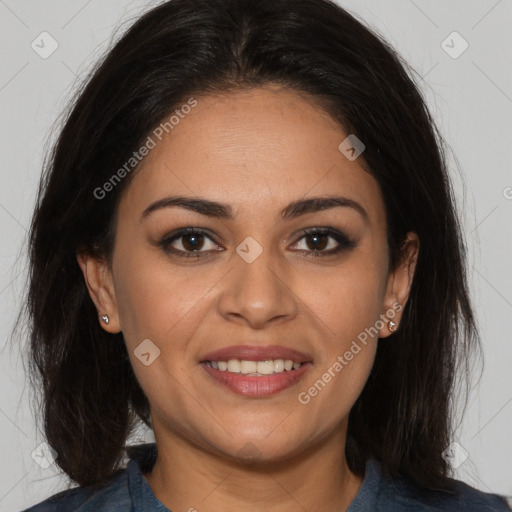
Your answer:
[141,195,369,223]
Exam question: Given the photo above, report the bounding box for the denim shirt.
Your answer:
[23,443,511,511]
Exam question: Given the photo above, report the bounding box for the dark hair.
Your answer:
[22,0,478,492]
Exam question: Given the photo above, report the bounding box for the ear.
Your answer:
[379,231,419,338]
[76,253,122,333]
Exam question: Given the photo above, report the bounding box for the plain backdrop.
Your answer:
[0,0,511,510]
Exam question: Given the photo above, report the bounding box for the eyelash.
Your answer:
[158,227,357,260]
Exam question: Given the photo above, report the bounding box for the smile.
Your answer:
[204,358,305,376]
[201,360,312,397]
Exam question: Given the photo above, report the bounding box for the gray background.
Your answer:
[0,0,511,510]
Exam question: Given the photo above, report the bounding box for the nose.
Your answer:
[217,247,299,329]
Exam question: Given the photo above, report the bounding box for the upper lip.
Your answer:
[200,345,312,363]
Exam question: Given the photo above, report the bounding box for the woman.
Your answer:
[22,0,511,510]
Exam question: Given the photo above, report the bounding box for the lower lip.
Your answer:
[201,362,312,397]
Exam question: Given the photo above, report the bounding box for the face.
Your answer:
[80,85,418,464]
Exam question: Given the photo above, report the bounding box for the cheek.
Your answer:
[296,295,379,430]
[112,242,217,351]
[299,259,386,342]
[293,252,385,410]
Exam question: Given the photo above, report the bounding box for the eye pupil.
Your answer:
[306,233,328,251]
[182,233,204,251]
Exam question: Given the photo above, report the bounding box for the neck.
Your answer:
[144,424,363,512]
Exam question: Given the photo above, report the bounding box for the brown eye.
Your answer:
[303,232,329,251]
[292,228,357,257]
[180,232,206,251]
[160,228,222,258]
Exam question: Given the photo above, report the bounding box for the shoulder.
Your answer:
[375,463,511,511]
[22,466,132,512]
[22,443,159,512]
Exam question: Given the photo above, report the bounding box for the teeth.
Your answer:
[227,359,241,373]
[257,360,274,375]
[206,358,304,375]
[240,360,257,374]
[274,359,285,372]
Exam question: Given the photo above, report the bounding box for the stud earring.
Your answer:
[101,315,110,325]
[388,320,397,332]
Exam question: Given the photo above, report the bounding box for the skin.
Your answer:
[78,85,419,512]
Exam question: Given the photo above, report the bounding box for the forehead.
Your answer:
[119,86,385,226]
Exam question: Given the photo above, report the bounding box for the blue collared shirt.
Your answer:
[23,443,511,511]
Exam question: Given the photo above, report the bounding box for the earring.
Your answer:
[101,315,110,325]
[388,320,397,332]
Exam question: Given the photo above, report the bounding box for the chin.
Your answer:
[210,432,307,467]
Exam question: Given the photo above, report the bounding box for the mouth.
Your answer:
[200,345,313,397]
